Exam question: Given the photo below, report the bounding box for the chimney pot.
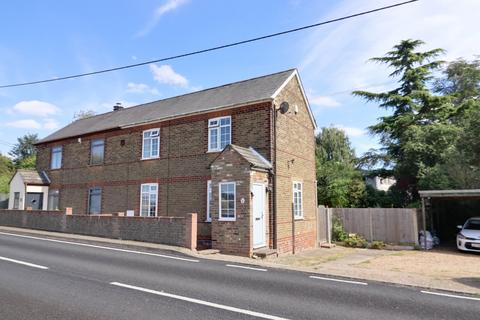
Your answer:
[113,102,124,111]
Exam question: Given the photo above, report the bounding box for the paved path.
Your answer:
[0,230,478,320]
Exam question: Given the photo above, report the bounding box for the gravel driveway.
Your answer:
[273,246,480,295]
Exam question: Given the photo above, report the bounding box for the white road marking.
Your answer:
[309,275,368,286]
[226,264,267,272]
[0,231,199,263]
[110,282,290,320]
[421,290,480,302]
[0,255,49,270]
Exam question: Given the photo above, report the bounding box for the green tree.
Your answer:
[316,127,365,207]
[0,154,14,193]
[73,110,96,121]
[434,58,480,104]
[16,155,37,169]
[9,134,39,165]
[353,39,457,205]
[419,58,480,190]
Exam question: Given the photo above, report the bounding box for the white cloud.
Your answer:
[136,0,189,37]
[6,118,60,130]
[7,119,41,129]
[12,100,59,117]
[333,125,366,137]
[150,64,188,87]
[300,0,480,92]
[126,82,159,95]
[43,118,60,130]
[309,95,340,108]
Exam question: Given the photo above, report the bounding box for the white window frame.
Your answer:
[142,128,160,160]
[208,116,231,152]
[51,146,62,169]
[90,138,105,165]
[206,180,212,222]
[140,183,158,217]
[88,187,102,215]
[47,189,60,210]
[218,182,236,221]
[293,181,303,219]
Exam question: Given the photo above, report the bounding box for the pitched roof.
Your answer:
[229,145,272,170]
[15,169,50,185]
[38,69,298,144]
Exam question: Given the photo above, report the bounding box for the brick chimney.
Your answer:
[113,102,124,111]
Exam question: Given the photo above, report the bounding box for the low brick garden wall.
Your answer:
[0,210,197,250]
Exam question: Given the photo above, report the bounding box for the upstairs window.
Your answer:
[219,182,236,221]
[140,183,158,217]
[88,187,102,215]
[208,116,231,152]
[142,129,160,159]
[90,139,105,165]
[293,182,303,219]
[51,146,62,169]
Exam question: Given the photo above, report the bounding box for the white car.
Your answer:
[457,217,480,252]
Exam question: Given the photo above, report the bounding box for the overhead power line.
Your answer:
[0,0,419,89]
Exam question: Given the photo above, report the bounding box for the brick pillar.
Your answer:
[185,213,197,250]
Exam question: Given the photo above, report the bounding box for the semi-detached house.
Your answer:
[9,69,317,256]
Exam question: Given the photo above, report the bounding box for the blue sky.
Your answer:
[0,0,479,156]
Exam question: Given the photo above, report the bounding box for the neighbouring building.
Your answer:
[365,176,396,192]
[8,69,317,256]
[8,170,51,210]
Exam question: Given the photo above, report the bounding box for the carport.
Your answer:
[419,189,480,250]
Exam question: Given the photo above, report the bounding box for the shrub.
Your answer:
[332,217,348,242]
[343,234,368,248]
[369,240,386,249]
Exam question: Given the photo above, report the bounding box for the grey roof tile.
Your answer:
[230,145,272,170]
[39,69,296,143]
[17,169,50,185]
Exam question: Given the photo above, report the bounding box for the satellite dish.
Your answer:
[279,101,289,114]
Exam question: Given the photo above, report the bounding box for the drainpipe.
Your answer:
[23,183,27,210]
[292,202,296,254]
[166,121,171,216]
[271,103,278,250]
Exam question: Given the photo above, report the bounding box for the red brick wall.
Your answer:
[0,209,197,249]
[36,102,272,243]
[273,75,317,254]
[210,147,252,256]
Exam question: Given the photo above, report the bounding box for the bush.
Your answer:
[343,234,368,248]
[369,240,386,249]
[332,217,348,242]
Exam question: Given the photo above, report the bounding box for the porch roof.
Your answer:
[15,169,50,185]
[229,145,272,170]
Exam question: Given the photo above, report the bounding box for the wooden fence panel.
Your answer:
[332,208,419,245]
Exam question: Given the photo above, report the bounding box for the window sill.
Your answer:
[206,149,222,153]
[141,156,160,161]
[218,218,236,222]
[294,216,304,221]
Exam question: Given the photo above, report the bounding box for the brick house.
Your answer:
[13,69,317,256]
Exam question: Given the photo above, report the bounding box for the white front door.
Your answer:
[252,183,266,248]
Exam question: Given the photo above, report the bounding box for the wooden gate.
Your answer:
[317,205,332,245]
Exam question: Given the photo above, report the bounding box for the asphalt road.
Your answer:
[0,231,478,320]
